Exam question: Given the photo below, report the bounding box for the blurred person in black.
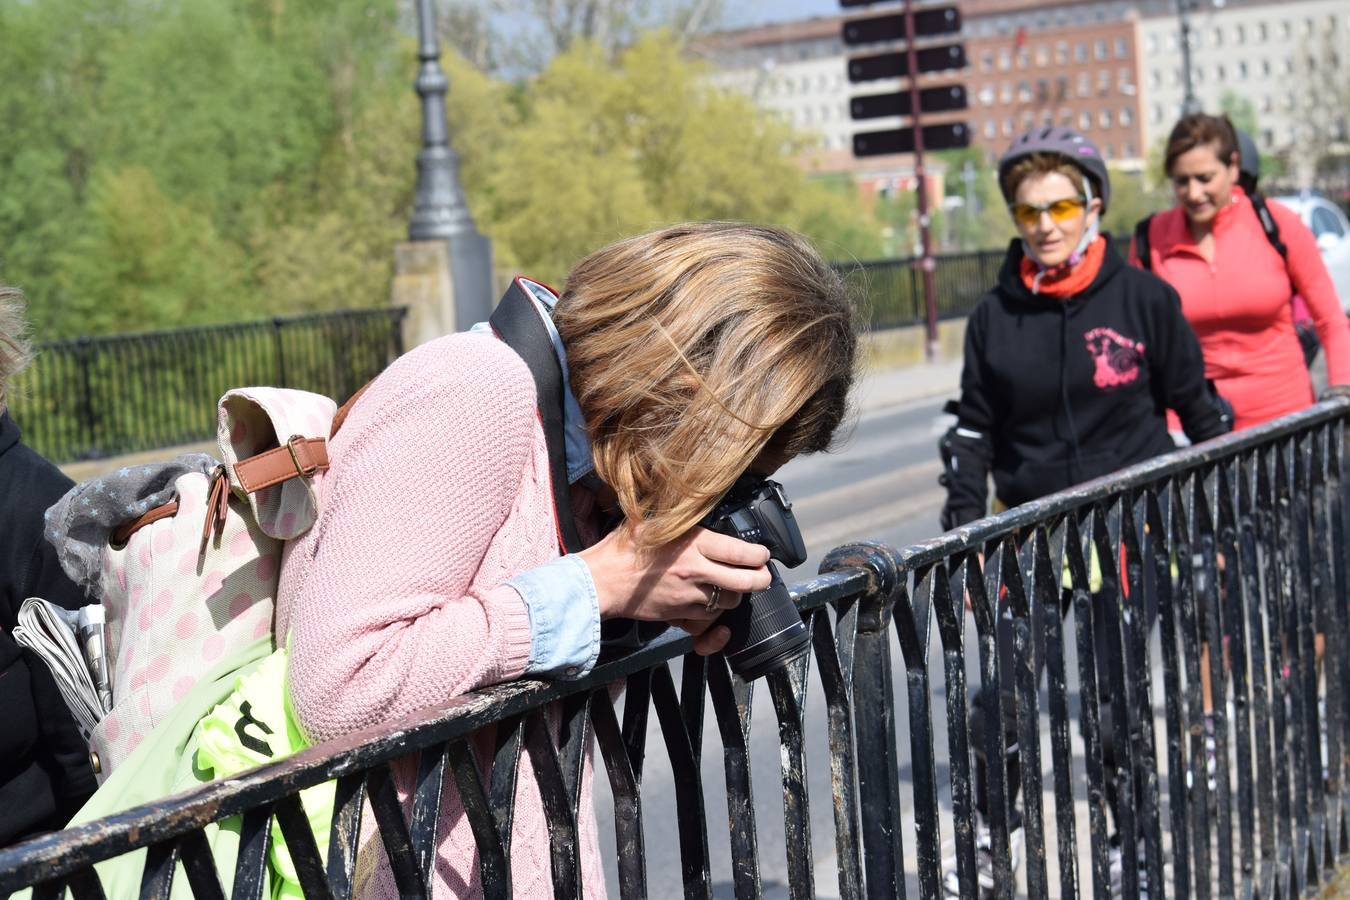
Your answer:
[0,284,96,845]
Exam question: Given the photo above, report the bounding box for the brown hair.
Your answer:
[999,153,1089,204]
[0,285,33,415]
[1164,113,1238,176]
[554,222,857,547]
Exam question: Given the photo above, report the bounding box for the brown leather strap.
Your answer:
[331,381,372,438]
[233,437,329,494]
[201,465,231,552]
[110,500,178,548]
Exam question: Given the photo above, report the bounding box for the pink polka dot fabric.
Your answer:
[89,388,337,778]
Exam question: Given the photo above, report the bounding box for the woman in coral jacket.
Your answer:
[1133,113,1350,430]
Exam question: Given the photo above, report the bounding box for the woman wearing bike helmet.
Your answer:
[940,127,1228,898]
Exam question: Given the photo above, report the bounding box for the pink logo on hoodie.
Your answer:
[1084,327,1145,389]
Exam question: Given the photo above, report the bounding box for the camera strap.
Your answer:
[489,278,584,555]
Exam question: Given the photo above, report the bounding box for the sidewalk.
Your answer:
[854,356,964,415]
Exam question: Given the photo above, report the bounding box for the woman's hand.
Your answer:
[578,526,772,655]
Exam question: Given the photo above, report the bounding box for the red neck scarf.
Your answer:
[1019,235,1107,298]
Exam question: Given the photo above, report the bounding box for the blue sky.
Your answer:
[722,0,838,29]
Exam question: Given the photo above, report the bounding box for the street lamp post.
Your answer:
[408,0,494,328]
[1176,0,1202,115]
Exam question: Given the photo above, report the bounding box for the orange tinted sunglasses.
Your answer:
[1008,197,1086,226]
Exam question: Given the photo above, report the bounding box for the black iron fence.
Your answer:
[8,308,408,464]
[836,246,1007,331]
[1,397,1348,898]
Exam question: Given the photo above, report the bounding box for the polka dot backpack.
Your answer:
[88,384,367,776]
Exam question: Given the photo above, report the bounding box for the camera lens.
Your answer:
[719,563,810,680]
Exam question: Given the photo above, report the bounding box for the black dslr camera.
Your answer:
[700,475,811,680]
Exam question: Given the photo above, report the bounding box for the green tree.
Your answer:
[1220,91,1258,137]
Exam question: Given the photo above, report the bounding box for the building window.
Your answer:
[982,51,995,72]
[1001,82,1013,102]
[1150,69,1162,88]
[1036,78,1049,101]
[1257,21,1269,41]
[1235,24,1246,44]
[1215,63,1226,81]
[1152,103,1164,123]
[1076,41,1088,62]
[1078,72,1091,96]
[1146,34,1158,54]
[1211,26,1223,47]
[1094,39,1108,60]
[999,48,1012,70]
[1004,117,1014,136]
[1236,61,1247,79]
[1115,37,1129,59]
[1280,20,1292,39]
[1166,32,1177,51]
[979,85,995,105]
[1101,144,1112,159]
[1169,67,1180,86]
[1260,95,1273,112]
[1060,108,1074,126]
[1194,65,1204,84]
[1080,110,1092,130]
[985,120,997,139]
[1118,67,1133,91]
[1035,45,1050,66]
[1125,142,1137,157]
[1022,110,1035,127]
[1056,40,1069,64]
[1056,76,1069,101]
[1017,80,1031,101]
[1284,57,1295,75]
[1100,109,1112,129]
[1120,106,1133,126]
[1041,109,1053,126]
[1098,69,1111,95]
[1261,58,1272,77]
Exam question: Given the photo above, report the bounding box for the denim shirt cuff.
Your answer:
[507,554,601,680]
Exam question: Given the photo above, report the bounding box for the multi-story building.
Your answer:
[699,0,1348,188]
[1135,0,1349,172]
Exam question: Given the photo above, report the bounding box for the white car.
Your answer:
[1273,194,1350,313]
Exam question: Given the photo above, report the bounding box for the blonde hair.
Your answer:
[1000,153,1089,203]
[555,222,856,547]
[0,285,33,415]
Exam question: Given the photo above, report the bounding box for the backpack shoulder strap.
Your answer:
[1133,214,1154,270]
[1248,191,1289,259]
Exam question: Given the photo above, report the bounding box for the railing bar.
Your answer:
[1219,458,1261,897]
[272,793,336,900]
[650,662,712,898]
[410,743,450,889]
[229,806,273,900]
[364,763,428,899]
[326,771,366,900]
[895,572,940,900]
[488,715,525,856]
[1293,432,1327,882]
[1003,543,1048,900]
[176,829,225,900]
[557,693,594,825]
[971,539,1015,900]
[933,556,976,900]
[811,599,864,900]
[1067,515,1112,898]
[590,687,647,900]
[137,841,178,900]
[1195,471,1237,895]
[1173,476,1212,900]
[680,656,707,761]
[767,648,814,900]
[523,707,581,900]
[65,868,105,900]
[853,585,905,900]
[1034,524,1079,900]
[622,671,653,786]
[1270,441,1305,892]
[447,737,511,899]
[706,655,761,899]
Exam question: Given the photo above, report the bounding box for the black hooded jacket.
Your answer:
[0,412,96,845]
[942,236,1227,527]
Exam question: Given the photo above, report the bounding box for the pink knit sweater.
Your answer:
[277,333,606,898]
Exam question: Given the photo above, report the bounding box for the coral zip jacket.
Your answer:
[1134,188,1350,431]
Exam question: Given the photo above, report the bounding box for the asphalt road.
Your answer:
[591,395,961,899]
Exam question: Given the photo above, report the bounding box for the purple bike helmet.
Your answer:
[997,127,1111,213]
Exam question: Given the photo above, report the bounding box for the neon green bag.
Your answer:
[195,644,333,900]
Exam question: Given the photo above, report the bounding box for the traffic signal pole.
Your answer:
[903,0,940,361]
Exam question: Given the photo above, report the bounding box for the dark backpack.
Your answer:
[1133,195,1319,366]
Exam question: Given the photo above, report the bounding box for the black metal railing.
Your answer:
[836,246,1007,331]
[1,396,1347,898]
[8,308,408,464]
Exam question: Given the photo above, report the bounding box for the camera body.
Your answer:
[701,475,811,680]
[701,476,807,568]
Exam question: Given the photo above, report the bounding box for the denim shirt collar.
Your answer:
[471,279,595,484]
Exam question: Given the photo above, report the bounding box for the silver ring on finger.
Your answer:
[705,585,722,613]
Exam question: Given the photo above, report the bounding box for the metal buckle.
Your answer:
[287,435,319,477]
